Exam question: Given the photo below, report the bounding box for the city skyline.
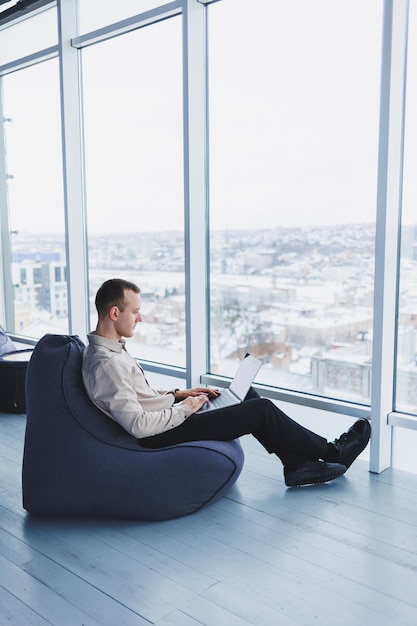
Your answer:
[8,221,417,411]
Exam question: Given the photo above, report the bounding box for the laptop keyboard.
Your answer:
[209,390,238,409]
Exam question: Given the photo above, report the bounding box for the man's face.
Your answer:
[114,289,142,338]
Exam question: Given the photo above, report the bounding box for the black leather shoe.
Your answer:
[331,419,371,469]
[284,459,347,487]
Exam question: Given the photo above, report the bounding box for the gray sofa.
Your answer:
[22,333,244,520]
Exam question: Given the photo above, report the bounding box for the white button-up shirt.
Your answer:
[82,333,191,438]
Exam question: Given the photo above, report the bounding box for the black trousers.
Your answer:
[140,389,328,467]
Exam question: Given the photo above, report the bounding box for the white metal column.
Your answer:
[57,0,89,338]
[183,0,209,387]
[370,0,409,472]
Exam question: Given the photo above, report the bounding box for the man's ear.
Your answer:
[109,305,119,321]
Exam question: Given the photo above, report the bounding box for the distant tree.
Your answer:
[212,298,274,359]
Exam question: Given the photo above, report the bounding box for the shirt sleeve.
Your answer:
[84,358,192,439]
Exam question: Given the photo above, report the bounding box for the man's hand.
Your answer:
[182,394,211,414]
[175,387,220,402]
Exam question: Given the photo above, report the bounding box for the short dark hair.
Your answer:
[95,278,140,319]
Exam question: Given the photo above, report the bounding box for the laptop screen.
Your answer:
[229,354,263,400]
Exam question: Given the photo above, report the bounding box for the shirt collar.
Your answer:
[87,332,126,353]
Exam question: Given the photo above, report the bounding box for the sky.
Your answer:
[3,0,415,235]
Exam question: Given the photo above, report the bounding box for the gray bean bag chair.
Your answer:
[22,334,244,520]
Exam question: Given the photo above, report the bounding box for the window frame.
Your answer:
[1,0,417,476]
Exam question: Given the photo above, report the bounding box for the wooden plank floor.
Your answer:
[1,412,417,626]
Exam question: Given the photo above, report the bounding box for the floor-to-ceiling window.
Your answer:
[396,0,417,415]
[2,0,417,472]
[0,2,68,338]
[208,0,382,405]
[80,13,185,366]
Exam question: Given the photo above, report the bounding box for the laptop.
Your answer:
[197,353,263,413]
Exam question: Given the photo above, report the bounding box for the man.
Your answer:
[82,278,371,487]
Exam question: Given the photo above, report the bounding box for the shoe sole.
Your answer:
[286,466,346,487]
[343,421,371,469]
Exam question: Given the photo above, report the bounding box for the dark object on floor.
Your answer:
[0,326,33,413]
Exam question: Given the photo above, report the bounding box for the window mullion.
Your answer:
[371,0,409,472]
[183,0,209,386]
[57,0,89,338]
